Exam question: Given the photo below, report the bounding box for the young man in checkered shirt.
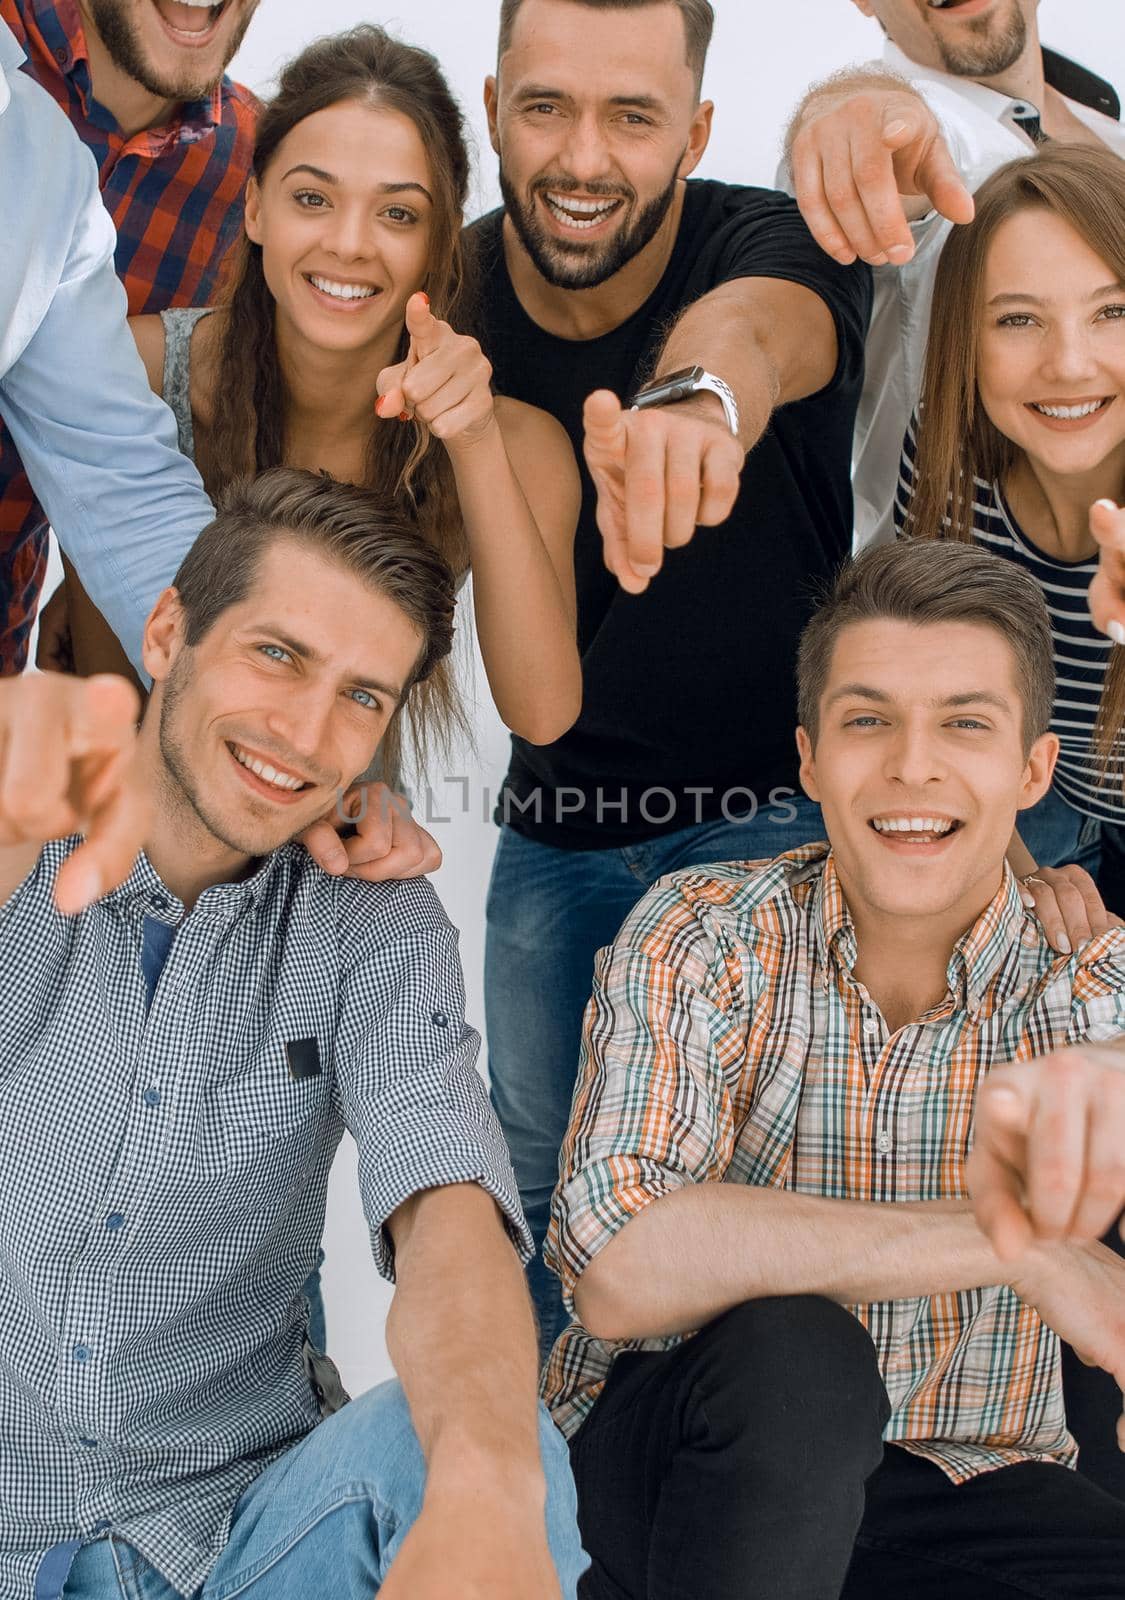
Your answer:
[546,539,1125,1600]
[0,469,585,1600]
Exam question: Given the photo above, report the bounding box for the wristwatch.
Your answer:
[627,364,741,438]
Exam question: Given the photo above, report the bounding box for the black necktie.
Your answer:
[1011,101,1048,145]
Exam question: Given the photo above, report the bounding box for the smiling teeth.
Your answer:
[871,817,955,834]
[309,275,377,301]
[546,193,618,229]
[1031,400,1107,419]
[231,744,304,791]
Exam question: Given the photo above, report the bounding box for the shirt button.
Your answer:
[78,1437,98,1449]
[877,1130,893,1154]
[431,1010,449,1029]
[54,45,68,64]
[72,1343,92,1364]
[92,1519,111,1535]
[105,1213,125,1232]
[143,1088,161,1107]
[863,1019,880,1036]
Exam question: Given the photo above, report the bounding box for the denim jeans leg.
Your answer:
[1015,784,1102,875]
[641,793,826,880]
[484,827,655,1356]
[202,1382,586,1598]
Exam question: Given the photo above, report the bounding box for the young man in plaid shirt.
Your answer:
[546,539,1125,1599]
[0,0,258,673]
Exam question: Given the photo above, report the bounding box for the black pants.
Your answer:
[569,1296,1125,1600]
[1063,1216,1125,1502]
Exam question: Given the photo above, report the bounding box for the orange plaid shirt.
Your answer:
[544,844,1125,1481]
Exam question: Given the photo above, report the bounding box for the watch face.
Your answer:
[629,365,705,408]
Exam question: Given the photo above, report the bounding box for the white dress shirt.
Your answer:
[0,18,213,670]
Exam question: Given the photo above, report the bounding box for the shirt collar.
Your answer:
[102,841,298,919]
[814,849,1027,1014]
[883,38,1037,124]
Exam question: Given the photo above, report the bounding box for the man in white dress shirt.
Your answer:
[784,0,1125,549]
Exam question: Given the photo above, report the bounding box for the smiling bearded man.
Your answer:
[0,0,259,677]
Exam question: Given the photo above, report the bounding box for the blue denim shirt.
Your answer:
[0,18,213,671]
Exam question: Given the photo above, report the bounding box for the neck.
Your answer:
[973,24,1045,110]
[502,182,687,341]
[135,720,253,912]
[274,312,397,442]
[844,864,1006,1032]
[1005,447,1125,561]
[77,0,180,138]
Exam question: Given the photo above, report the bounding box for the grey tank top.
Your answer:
[159,306,214,461]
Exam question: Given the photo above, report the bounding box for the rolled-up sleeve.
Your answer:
[0,52,213,672]
[546,877,752,1312]
[333,879,531,1280]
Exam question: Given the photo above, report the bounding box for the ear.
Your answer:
[796,725,821,803]
[678,99,714,179]
[1015,731,1059,813]
[243,175,263,246]
[142,588,185,686]
[484,75,501,157]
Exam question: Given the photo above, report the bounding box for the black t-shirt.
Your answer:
[468,179,871,849]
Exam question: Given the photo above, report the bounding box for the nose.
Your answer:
[883,720,945,790]
[1039,319,1101,388]
[322,202,375,266]
[262,681,336,777]
[558,110,615,186]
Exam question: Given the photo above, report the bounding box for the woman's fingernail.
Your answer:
[419,291,430,305]
[399,411,410,423]
[1108,620,1125,646]
[1057,933,1072,954]
[1020,891,1036,909]
[374,396,386,416]
[1095,498,1119,511]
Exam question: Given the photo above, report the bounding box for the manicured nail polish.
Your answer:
[1095,498,1119,511]
[374,395,386,416]
[1108,620,1125,646]
[419,291,429,305]
[399,411,410,423]
[1057,933,1072,955]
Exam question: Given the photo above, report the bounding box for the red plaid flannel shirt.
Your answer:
[0,0,255,671]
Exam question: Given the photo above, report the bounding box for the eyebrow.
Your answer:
[988,282,1125,307]
[280,164,434,202]
[824,683,1014,715]
[261,626,405,704]
[512,82,667,112]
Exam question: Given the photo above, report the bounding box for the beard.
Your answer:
[499,165,682,291]
[85,0,255,102]
[928,0,1028,79]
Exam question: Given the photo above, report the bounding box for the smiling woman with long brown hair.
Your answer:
[897,143,1125,927]
[57,24,582,783]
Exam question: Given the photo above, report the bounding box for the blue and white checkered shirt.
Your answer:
[0,838,529,1599]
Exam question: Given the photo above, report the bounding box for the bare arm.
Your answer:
[378,294,581,745]
[575,1186,1004,1342]
[785,68,975,266]
[584,275,841,591]
[451,396,581,745]
[381,1182,561,1600]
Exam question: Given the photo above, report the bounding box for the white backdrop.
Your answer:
[222,0,1125,1392]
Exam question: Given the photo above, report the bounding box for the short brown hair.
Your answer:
[797,540,1054,751]
[497,0,714,90]
[173,467,462,773]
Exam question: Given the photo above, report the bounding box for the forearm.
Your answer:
[448,423,580,744]
[386,1183,545,1504]
[653,294,780,454]
[575,1184,1010,1341]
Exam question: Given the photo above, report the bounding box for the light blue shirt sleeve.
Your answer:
[0,20,214,672]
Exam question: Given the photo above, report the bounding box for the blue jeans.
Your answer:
[1018,783,1125,915]
[52,1384,586,1599]
[485,797,826,1355]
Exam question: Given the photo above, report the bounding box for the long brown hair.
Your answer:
[209,25,475,775]
[905,144,1125,767]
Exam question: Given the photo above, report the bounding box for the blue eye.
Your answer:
[259,643,291,663]
[349,688,381,711]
